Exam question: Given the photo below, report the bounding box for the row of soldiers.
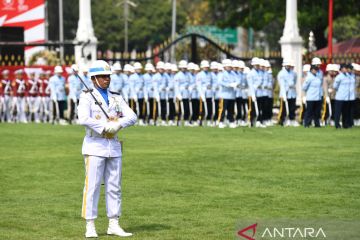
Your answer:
[1,58,359,128]
[106,58,274,128]
[0,66,90,124]
[300,60,360,128]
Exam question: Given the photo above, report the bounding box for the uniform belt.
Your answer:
[88,130,116,139]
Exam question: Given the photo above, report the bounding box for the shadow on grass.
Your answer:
[128,223,172,232]
[96,224,172,238]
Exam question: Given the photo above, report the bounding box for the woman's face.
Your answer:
[92,75,111,89]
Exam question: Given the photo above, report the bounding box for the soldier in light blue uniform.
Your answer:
[253,59,267,125]
[188,63,200,126]
[240,63,251,126]
[263,60,274,126]
[233,60,247,126]
[277,59,297,126]
[210,62,220,126]
[333,64,355,128]
[302,65,322,127]
[109,62,123,94]
[165,63,176,125]
[143,63,155,124]
[131,62,145,125]
[121,64,133,104]
[218,59,237,128]
[127,65,138,114]
[68,64,82,124]
[153,61,167,125]
[196,60,213,126]
[49,65,67,124]
[311,57,325,116]
[174,60,190,126]
[247,57,264,127]
[80,67,93,91]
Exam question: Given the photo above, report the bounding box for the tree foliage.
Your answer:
[91,0,187,51]
[325,15,360,42]
[49,0,187,52]
[207,0,359,49]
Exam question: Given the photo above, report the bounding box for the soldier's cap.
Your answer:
[1,69,9,75]
[15,69,24,75]
[89,60,112,77]
[353,64,360,71]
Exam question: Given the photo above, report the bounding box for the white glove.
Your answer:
[133,95,138,102]
[200,95,206,101]
[251,96,256,102]
[177,95,182,101]
[103,121,122,134]
[326,96,330,104]
[144,95,148,101]
[302,97,306,104]
[156,96,160,102]
[283,97,288,103]
[328,88,333,93]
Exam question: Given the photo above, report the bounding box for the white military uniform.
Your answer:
[78,88,137,220]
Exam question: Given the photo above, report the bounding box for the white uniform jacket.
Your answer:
[78,88,137,158]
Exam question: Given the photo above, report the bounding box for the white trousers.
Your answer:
[39,97,51,122]
[13,97,27,122]
[2,95,12,121]
[27,96,41,122]
[0,96,3,120]
[81,155,122,220]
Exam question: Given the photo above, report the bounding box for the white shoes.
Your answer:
[191,121,199,127]
[264,120,272,127]
[85,219,133,238]
[218,122,226,128]
[255,121,266,128]
[285,120,291,127]
[59,119,68,125]
[85,220,98,238]
[107,218,133,237]
[291,120,300,127]
[229,122,237,128]
[239,120,248,127]
[184,121,190,126]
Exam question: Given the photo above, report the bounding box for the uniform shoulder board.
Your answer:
[109,91,120,95]
[82,89,93,93]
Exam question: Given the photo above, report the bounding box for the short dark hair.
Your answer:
[340,63,348,70]
[310,65,317,71]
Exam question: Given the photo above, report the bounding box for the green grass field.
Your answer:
[0,124,359,240]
